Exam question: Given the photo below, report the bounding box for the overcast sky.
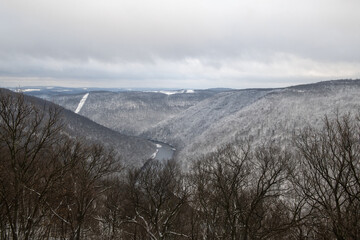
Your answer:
[1,0,359,89]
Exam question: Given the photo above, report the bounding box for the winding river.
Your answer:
[150,140,176,161]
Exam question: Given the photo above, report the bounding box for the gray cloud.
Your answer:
[0,0,360,88]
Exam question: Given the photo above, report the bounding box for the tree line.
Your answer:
[0,92,359,239]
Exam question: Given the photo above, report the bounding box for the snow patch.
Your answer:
[159,91,179,95]
[16,89,41,92]
[150,149,159,159]
[148,89,195,95]
[156,144,162,148]
[75,93,89,114]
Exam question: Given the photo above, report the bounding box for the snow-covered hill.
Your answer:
[51,90,221,135]
[145,80,360,167]
[1,88,157,168]
[21,79,360,168]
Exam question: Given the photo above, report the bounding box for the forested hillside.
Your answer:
[52,90,220,135]
[147,80,360,166]
[45,79,360,168]
[1,89,359,239]
[0,89,156,167]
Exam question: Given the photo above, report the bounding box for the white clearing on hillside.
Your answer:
[15,89,41,92]
[159,90,179,95]
[147,90,195,95]
[75,93,89,113]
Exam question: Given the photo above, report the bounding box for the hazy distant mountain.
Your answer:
[51,90,221,135]
[9,86,89,99]
[20,79,360,168]
[1,88,156,168]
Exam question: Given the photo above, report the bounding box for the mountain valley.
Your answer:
[17,79,360,168]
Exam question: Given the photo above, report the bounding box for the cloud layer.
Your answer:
[1,0,359,88]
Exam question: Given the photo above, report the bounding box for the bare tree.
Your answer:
[190,141,296,240]
[292,113,360,239]
[190,144,251,239]
[124,159,190,240]
[0,91,123,240]
[0,92,68,240]
[96,176,130,239]
[51,142,122,240]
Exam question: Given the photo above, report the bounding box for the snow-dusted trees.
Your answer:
[292,113,360,239]
[123,160,190,240]
[0,92,122,240]
[1,90,360,240]
[189,112,360,240]
[0,92,66,240]
[49,143,121,240]
[190,142,297,240]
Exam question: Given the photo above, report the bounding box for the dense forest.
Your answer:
[1,92,360,240]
